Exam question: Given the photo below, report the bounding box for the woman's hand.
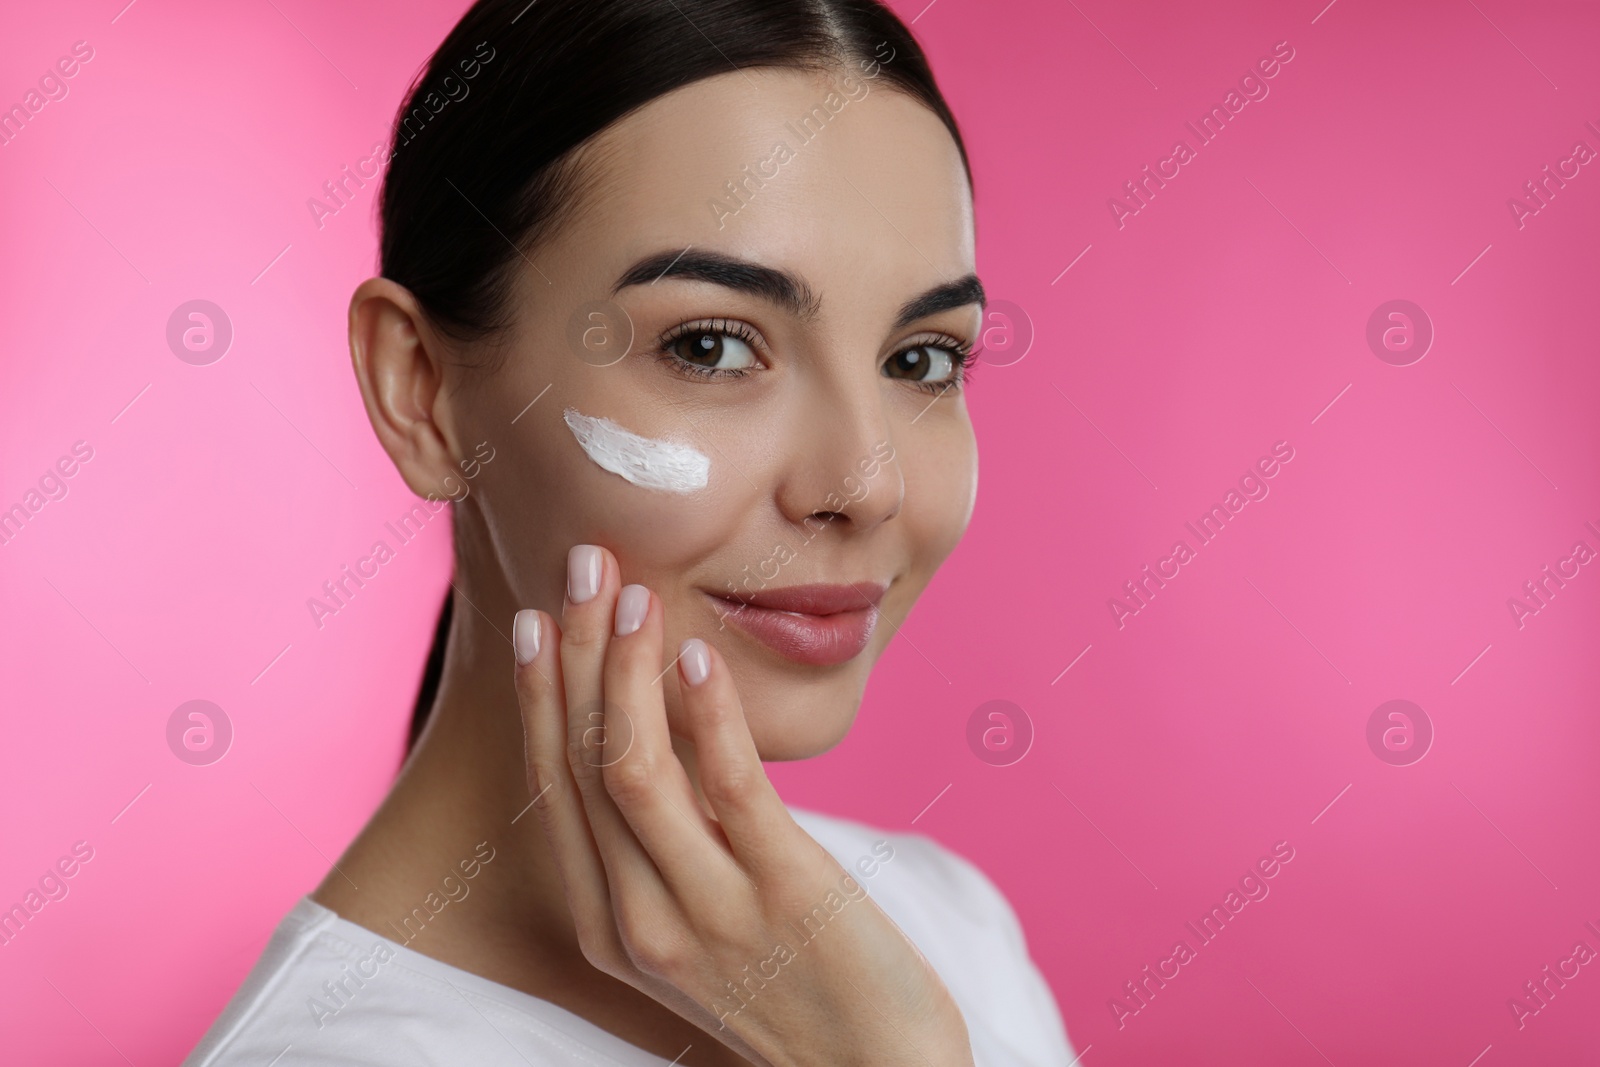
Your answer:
[511,543,974,1067]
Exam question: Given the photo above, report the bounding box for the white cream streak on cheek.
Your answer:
[562,406,711,494]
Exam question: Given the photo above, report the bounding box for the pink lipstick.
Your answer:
[705,582,886,666]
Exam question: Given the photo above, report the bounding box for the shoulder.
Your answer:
[183,898,651,1066]
[182,897,382,1066]
[787,806,1076,1067]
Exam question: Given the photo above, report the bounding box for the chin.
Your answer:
[739,675,866,761]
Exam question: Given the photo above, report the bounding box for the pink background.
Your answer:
[3,0,1598,1062]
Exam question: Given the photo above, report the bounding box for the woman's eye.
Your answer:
[668,329,759,372]
[884,344,960,384]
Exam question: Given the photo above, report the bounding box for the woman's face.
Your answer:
[450,65,980,759]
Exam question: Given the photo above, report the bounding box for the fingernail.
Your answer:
[680,638,710,686]
[615,585,649,636]
[567,544,602,603]
[513,609,541,665]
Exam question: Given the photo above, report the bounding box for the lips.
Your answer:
[705,582,887,666]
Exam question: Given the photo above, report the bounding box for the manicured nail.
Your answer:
[680,638,710,686]
[513,609,541,665]
[568,544,602,603]
[615,585,649,636]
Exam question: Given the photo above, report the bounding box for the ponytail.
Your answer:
[407,588,453,756]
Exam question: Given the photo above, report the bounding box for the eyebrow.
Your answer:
[891,274,986,330]
[611,248,986,331]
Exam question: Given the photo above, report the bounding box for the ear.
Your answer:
[348,277,461,500]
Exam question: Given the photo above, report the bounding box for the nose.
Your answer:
[773,385,903,535]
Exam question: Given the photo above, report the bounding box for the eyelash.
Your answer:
[898,332,977,394]
[652,320,978,394]
[655,319,765,383]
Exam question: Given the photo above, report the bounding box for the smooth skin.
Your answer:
[319,62,983,1066]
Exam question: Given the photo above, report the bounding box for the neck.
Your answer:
[313,563,704,978]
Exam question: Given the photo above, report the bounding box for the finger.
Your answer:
[511,607,617,954]
[602,583,739,898]
[558,545,667,892]
[675,636,800,879]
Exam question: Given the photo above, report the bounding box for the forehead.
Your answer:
[557,66,975,315]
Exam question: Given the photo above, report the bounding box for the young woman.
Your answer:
[185,0,1074,1063]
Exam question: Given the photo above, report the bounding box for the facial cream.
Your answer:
[562,406,710,494]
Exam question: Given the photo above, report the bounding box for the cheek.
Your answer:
[579,469,745,564]
[901,422,977,565]
[479,419,762,594]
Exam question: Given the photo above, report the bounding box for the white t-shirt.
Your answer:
[183,807,1075,1066]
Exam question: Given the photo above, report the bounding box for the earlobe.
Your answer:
[348,277,459,499]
